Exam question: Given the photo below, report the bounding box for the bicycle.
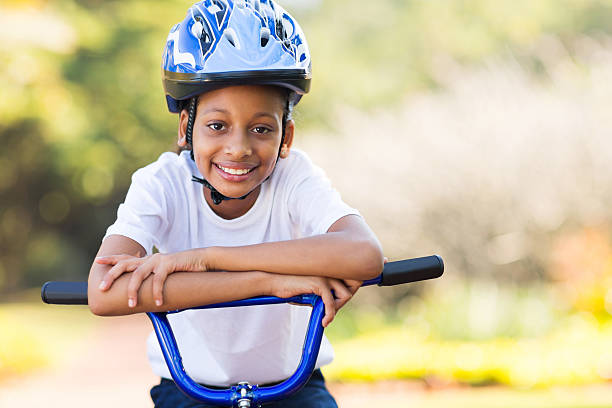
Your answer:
[42,255,444,407]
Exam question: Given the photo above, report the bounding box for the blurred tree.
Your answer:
[297,0,612,127]
[2,0,612,294]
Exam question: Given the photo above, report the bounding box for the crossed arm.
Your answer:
[87,215,384,326]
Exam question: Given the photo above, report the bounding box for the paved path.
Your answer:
[0,313,157,407]
[1,311,415,407]
[0,312,425,407]
[3,314,612,408]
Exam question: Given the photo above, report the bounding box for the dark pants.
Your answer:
[150,369,338,408]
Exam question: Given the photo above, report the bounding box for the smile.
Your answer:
[215,164,254,176]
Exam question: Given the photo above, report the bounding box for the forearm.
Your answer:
[88,234,272,316]
[89,231,372,323]
[205,230,383,281]
[89,267,270,316]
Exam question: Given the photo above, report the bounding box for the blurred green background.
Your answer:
[2,0,612,406]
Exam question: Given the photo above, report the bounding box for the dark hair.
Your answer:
[176,87,294,157]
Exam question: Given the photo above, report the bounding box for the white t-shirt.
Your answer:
[105,149,359,386]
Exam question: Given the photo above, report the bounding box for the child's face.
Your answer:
[179,85,293,201]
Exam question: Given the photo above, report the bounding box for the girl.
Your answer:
[87,1,383,406]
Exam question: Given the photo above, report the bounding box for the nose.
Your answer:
[224,127,252,159]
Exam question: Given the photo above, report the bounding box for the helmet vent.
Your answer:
[191,20,204,38]
[281,16,293,38]
[275,19,285,41]
[210,0,228,28]
[208,3,221,13]
[202,32,211,47]
[260,27,270,47]
[296,43,307,62]
[224,28,240,49]
[192,15,213,55]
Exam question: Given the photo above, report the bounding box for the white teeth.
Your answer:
[217,165,252,175]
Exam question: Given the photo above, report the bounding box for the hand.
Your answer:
[338,278,363,310]
[329,256,390,309]
[268,275,356,328]
[95,250,206,307]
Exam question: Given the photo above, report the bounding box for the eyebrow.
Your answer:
[199,107,230,115]
[199,108,279,121]
[252,112,278,120]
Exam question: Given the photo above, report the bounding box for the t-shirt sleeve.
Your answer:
[104,167,170,255]
[287,153,360,237]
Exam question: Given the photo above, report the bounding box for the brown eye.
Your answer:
[252,126,271,134]
[207,122,225,131]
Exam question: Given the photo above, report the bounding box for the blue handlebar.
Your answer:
[148,294,326,406]
[147,280,382,406]
[41,255,444,407]
[146,277,387,406]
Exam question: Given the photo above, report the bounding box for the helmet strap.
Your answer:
[186,97,197,161]
[191,175,250,205]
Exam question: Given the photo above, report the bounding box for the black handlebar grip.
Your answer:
[41,281,88,305]
[380,255,444,286]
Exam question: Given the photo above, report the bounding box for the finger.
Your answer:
[321,292,336,327]
[95,254,135,265]
[127,263,154,308]
[343,279,363,294]
[99,259,142,291]
[100,259,142,290]
[95,257,117,265]
[318,287,336,328]
[330,279,351,300]
[384,256,389,264]
[329,280,353,310]
[152,267,170,307]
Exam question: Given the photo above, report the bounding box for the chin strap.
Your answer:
[191,175,250,205]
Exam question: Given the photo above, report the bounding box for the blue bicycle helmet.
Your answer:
[162,0,311,113]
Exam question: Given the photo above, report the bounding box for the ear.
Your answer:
[178,109,189,147]
[279,119,295,159]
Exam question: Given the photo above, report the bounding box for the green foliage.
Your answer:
[3,0,612,390]
[1,0,612,292]
[297,0,612,126]
[327,269,612,386]
[1,1,184,290]
[327,307,612,387]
